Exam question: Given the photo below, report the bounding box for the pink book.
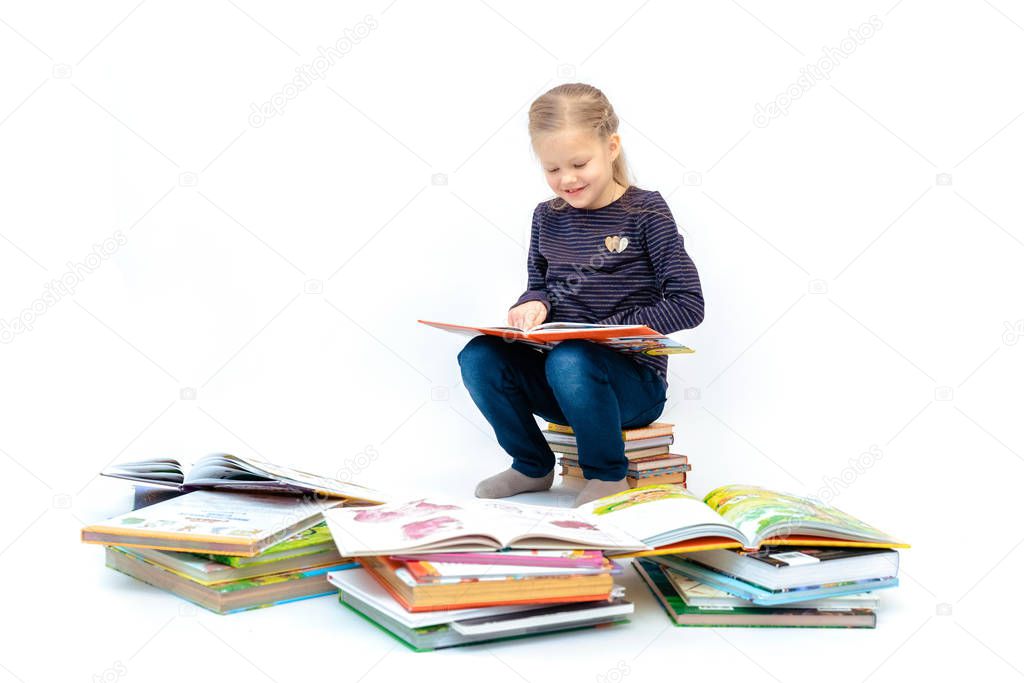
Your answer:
[389,549,608,569]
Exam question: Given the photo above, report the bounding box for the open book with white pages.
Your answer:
[417,319,694,355]
[322,484,908,557]
[101,453,388,504]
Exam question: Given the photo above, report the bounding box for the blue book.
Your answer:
[650,555,898,606]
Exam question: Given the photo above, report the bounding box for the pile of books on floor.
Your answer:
[544,421,690,488]
[83,456,390,614]
[86,454,911,638]
[633,545,897,628]
[321,498,646,650]
[327,552,633,651]
[602,484,906,628]
[82,490,362,614]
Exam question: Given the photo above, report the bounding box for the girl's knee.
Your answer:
[544,340,603,384]
[458,335,503,365]
[458,336,508,385]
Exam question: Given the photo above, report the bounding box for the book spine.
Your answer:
[546,423,675,441]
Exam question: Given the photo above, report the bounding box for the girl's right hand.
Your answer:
[508,301,548,331]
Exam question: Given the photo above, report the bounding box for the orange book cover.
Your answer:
[357,558,613,613]
[417,319,694,356]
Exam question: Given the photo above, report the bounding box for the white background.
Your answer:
[1,1,1022,681]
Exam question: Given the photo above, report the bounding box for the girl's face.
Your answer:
[533,128,622,210]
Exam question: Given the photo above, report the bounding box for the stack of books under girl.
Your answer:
[546,421,688,488]
[322,484,909,648]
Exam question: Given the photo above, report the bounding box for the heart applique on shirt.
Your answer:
[604,235,629,253]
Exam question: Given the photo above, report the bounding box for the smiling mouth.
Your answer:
[564,185,587,195]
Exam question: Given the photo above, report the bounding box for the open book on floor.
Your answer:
[587,484,909,558]
[101,453,389,504]
[322,485,908,557]
[417,319,694,356]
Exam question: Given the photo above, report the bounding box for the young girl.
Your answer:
[458,83,704,507]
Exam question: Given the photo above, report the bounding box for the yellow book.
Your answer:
[547,421,674,441]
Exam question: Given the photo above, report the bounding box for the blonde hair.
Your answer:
[528,83,637,212]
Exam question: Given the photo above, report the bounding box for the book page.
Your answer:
[474,500,645,551]
[576,484,747,547]
[322,497,646,555]
[323,498,505,555]
[188,453,390,503]
[187,454,269,484]
[703,485,900,547]
[531,323,635,330]
[101,460,184,487]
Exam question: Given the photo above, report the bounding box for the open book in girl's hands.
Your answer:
[322,484,908,557]
[417,319,695,355]
[101,453,390,505]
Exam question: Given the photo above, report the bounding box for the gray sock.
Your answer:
[573,478,630,507]
[475,468,554,499]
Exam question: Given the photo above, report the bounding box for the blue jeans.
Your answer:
[457,336,668,481]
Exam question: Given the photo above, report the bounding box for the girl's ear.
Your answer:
[607,133,621,162]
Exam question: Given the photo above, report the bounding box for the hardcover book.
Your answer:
[418,319,694,356]
[81,490,336,556]
[102,453,388,504]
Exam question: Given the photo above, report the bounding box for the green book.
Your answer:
[208,522,336,567]
[633,558,876,628]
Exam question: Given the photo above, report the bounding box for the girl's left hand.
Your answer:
[508,301,547,331]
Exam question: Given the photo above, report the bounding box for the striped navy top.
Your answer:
[510,185,705,385]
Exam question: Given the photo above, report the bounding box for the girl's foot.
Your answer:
[573,478,630,507]
[475,468,554,499]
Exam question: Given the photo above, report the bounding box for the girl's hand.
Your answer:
[508,301,547,331]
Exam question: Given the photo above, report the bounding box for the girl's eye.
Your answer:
[573,162,588,168]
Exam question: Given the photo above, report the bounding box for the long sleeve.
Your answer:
[509,203,551,318]
[597,191,704,333]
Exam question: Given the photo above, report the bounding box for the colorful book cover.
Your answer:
[208,522,335,567]
[633,558,877,628]
[661,565,880,610]
[127,543,348,586]
[650,554,899,606]
[106,546,360,614]
[81,490,333,556]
